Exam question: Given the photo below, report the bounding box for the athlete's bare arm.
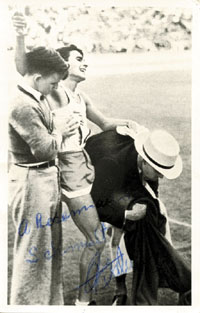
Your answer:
[81,90,139,131]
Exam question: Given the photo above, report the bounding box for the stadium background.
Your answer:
[7,5,191,53]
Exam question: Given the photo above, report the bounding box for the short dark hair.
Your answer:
[56,44,84,61]
[26,46,68,78]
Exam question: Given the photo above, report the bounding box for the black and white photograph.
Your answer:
[0,0,199,310]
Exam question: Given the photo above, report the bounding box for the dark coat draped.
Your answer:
[85,130,191,305]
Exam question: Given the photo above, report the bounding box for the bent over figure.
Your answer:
[85,128,191,305]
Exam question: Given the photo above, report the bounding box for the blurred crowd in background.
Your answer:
[8,5,192,53]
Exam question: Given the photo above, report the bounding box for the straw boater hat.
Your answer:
[135,129,182,179]
[117,126,182,180]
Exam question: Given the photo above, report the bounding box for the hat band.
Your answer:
[143,146,174,170]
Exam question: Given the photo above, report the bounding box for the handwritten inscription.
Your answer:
[25,222,107,263]
[25,239,132,292]
[74,246,132,292]
[18,204,95,237]
[18,194,135,293]
[18,195,132,237]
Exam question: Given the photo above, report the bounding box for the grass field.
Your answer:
[8,53,191,305]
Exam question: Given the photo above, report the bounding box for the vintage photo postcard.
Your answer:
[0,0,199,312]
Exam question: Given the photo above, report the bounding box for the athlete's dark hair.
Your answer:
[56,44,84,62]
[25,46,68,78]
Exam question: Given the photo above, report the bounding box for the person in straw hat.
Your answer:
[85,127,191,305]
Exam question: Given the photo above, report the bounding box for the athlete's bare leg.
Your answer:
[62,193,106,303]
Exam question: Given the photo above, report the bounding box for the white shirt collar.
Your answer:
[18,76,43,102]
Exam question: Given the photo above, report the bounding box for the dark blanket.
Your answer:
[124,196,191,305]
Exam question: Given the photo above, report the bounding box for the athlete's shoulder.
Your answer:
[78,89,92,106]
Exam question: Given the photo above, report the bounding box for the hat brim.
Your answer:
[134,130,183,180]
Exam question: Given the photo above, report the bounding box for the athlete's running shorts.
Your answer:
[59,149,95,199]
